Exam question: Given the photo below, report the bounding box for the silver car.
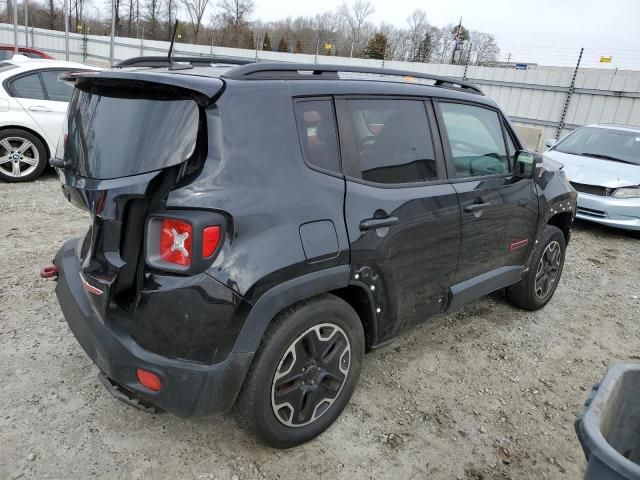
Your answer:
[544,124,640,232]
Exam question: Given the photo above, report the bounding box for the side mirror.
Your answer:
[515,150,543,179]
[545,138,557,148]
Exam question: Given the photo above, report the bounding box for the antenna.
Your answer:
[167,20,192,70]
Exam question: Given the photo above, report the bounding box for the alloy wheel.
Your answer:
[0,137,40,178]
[271,323,351,427]
[535,240,561,299]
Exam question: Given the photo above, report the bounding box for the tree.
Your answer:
[216,0,254,46]
[338,0,374,52]
[293,38,303,53]
[450,23,469,64]
[472,32,499,65]
[143,0,161,36]
[181,0,210,42]
[364,32,387,60]
[276,36,289,52]
[406,9,428,61]
[415,32,431,62]
[262,31,271,50]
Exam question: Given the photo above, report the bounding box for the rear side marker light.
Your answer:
[80,274,103,296]
[136,369,161,391]
[160,219,192,267]
[202,226,221,257]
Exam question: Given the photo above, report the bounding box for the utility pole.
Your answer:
[506,52,511,66]
[63,0,69,60]
[23,0,28,48]
[109,0,115,66]
[12,0,18,54]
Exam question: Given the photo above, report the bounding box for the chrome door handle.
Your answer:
[463,202,491,213]
[29,106,52,112]
[359,216,399,231]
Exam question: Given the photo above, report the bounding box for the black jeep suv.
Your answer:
[51,58,577,448]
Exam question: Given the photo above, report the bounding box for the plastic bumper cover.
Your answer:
[53,239,253,417]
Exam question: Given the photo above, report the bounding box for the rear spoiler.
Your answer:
[60,70,224,105]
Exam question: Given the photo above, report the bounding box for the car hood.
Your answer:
[544,150,640,188]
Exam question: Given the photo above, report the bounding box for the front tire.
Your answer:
[0,129,48,182]
[235,294,365,448]
[507,225,567,310]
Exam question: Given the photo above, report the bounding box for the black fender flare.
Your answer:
[231,265,351,354]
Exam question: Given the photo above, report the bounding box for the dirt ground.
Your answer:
[1,171,639,480]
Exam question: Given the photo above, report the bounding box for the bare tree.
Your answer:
[406,9,428,61]
[469,31,499,65]
[338,0,374,51]
[216,0,254,46]
[144,0,160,36]
[165,0,176,39]
[47,0,57,28]
[181,0,209,42]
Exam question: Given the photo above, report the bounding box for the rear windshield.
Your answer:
[553,126,640,166]
[59,86,199,179]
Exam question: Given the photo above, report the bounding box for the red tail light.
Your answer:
[202,226,221,257]
[136,369,161,391]
[160,219,192,267]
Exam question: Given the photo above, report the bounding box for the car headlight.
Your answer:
[612,187,640,199]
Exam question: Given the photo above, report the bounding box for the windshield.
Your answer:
[553,126,640,166]
[58,86,200,179]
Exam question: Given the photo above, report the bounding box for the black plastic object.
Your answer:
[98,372,162,414]
[575,363,640,479]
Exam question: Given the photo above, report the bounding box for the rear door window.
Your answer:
[438,102,510,178]
[342,98,439,184]
[40,70,74,101]
[293,98,341,174]
[10,72,46,100]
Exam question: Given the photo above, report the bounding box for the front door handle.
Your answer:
[359,216,399,231]
[28,105,53,112]
[463,202,492,213]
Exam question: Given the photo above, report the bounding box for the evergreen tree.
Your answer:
[294,38,303,54]
[277,37,290,52]
[262,32,272,51]
[364,32,388,60]
[415,32,432,62]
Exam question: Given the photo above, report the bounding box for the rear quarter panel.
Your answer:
[166,80,350,304]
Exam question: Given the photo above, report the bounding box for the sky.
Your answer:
[252,0,640,69]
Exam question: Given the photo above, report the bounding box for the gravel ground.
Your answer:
[1,171,639,480]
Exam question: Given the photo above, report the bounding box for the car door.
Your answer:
[434,100,538,285]
[337,96,460,344]
[8,69,75,146]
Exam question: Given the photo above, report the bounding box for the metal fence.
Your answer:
[2,23,639,151]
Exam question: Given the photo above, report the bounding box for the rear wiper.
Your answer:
[580,152,636,165]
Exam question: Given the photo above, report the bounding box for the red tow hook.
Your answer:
[40,264,58,279]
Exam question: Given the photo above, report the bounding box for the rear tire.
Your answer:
[235,294,365,448]
[507,225,566,310]
[0,129,48,182]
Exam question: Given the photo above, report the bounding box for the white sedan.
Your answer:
[0,55,94,182]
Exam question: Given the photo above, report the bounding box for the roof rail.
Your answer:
[222,63,484,95]
[115,55,256,68]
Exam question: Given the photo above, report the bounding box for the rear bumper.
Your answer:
[54,239,254,417]
[576,193,640,231]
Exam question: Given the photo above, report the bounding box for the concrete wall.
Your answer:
[2,23,639,151]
